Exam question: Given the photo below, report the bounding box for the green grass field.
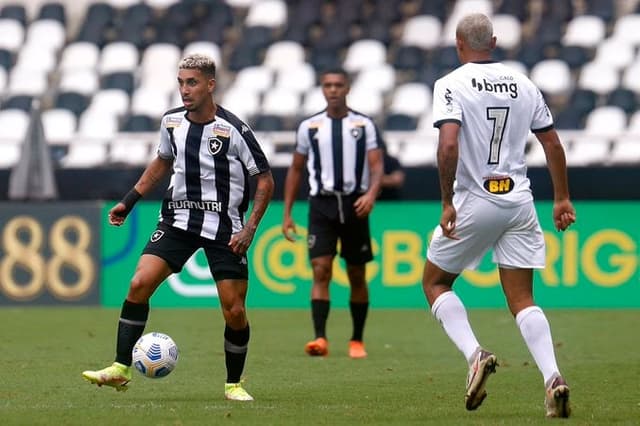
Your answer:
[1,307,638,425]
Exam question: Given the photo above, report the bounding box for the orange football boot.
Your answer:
[304,337,329,356]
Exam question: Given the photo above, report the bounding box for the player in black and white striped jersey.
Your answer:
[282,68,383,359]
[157,105,268,241]
[82,54,274,402]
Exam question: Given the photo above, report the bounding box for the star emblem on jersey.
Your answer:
[208,137,224,156]
[150,230,165,242]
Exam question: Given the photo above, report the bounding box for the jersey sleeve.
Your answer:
[157,115,175,159]
[366,120,382,151]
[531,87,554,132]
[295,120,310,155]
[236,125,271,176]
[432,77,462,128]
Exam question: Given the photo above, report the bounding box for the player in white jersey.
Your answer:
[282,68,383,359]
[421,14,575,417]
[82,54,274,402]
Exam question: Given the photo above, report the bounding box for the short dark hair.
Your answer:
[320,67,349,81]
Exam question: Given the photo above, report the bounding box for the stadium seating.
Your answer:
[388,83,431,118]
[301,86,325,116]
[530,60,572,96]
[42,108,77,144]
[491,14,521,50]
[562,15,606,48]
[0,108,29,167]
[59,42,100,72]
[0,0,639,169]
[609,137,640,165]
[567,137,611,166]
[110,137,152,165]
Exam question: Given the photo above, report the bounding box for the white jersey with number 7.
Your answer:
[432,61,554,207]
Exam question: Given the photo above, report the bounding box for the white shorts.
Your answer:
[427,190,545,274]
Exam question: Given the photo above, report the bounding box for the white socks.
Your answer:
[516,305,560,384]
[431,291,480,364]
[431,293,562,383]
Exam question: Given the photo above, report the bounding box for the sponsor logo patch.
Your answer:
[444,88,453,112]
[471,77,519,99]
[166,117,182,128]
[308,234,316,249]
[483,176,514,194]
[212,123,231,138]
[167,200,223,212]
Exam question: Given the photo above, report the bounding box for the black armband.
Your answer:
[121,188,142,214]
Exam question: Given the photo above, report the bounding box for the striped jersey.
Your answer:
[432,61,554,206]
[295,109,382,196]
[156,105,270,242]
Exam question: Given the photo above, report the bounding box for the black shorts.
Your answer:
[307,194,373,264]
[142,222,248,281]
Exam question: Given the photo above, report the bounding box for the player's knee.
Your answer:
[312,262,332,283]
[223,303,247,324]
[127,275,153,302]
[346,264,365,282]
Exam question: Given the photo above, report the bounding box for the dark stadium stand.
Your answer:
[0,0,639,199]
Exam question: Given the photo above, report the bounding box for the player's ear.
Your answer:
[208,78,216,93]
[456,36,464,51]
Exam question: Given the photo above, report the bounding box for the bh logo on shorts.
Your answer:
[150,230,165,242]
[483,176,514,194]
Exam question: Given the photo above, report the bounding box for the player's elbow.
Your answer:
[438,139,458,157]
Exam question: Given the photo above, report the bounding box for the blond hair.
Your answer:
[456,13,494,51]
[178,53,216,78]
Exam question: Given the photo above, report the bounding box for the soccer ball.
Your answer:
[132,332,179,378]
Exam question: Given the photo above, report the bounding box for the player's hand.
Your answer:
[229,227,255,255]
[553,199,576,231]
[108,203,129,226]
[439,204,459,240]
[282,216,297,242]
[354,193,375,218]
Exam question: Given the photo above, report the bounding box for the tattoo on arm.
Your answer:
[246,175,274,233]
[437,146,457,205]
[248,188,268,229]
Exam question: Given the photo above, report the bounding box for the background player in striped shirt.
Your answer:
[421,14,575,417]
[82,54,274,402]
[282,68,383,359]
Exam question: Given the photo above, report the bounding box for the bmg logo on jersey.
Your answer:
[471,78,518,98]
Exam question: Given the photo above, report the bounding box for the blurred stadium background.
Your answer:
[1,0,640,200]
[1,5,639,422]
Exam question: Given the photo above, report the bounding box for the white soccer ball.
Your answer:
[132,332,179,378]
